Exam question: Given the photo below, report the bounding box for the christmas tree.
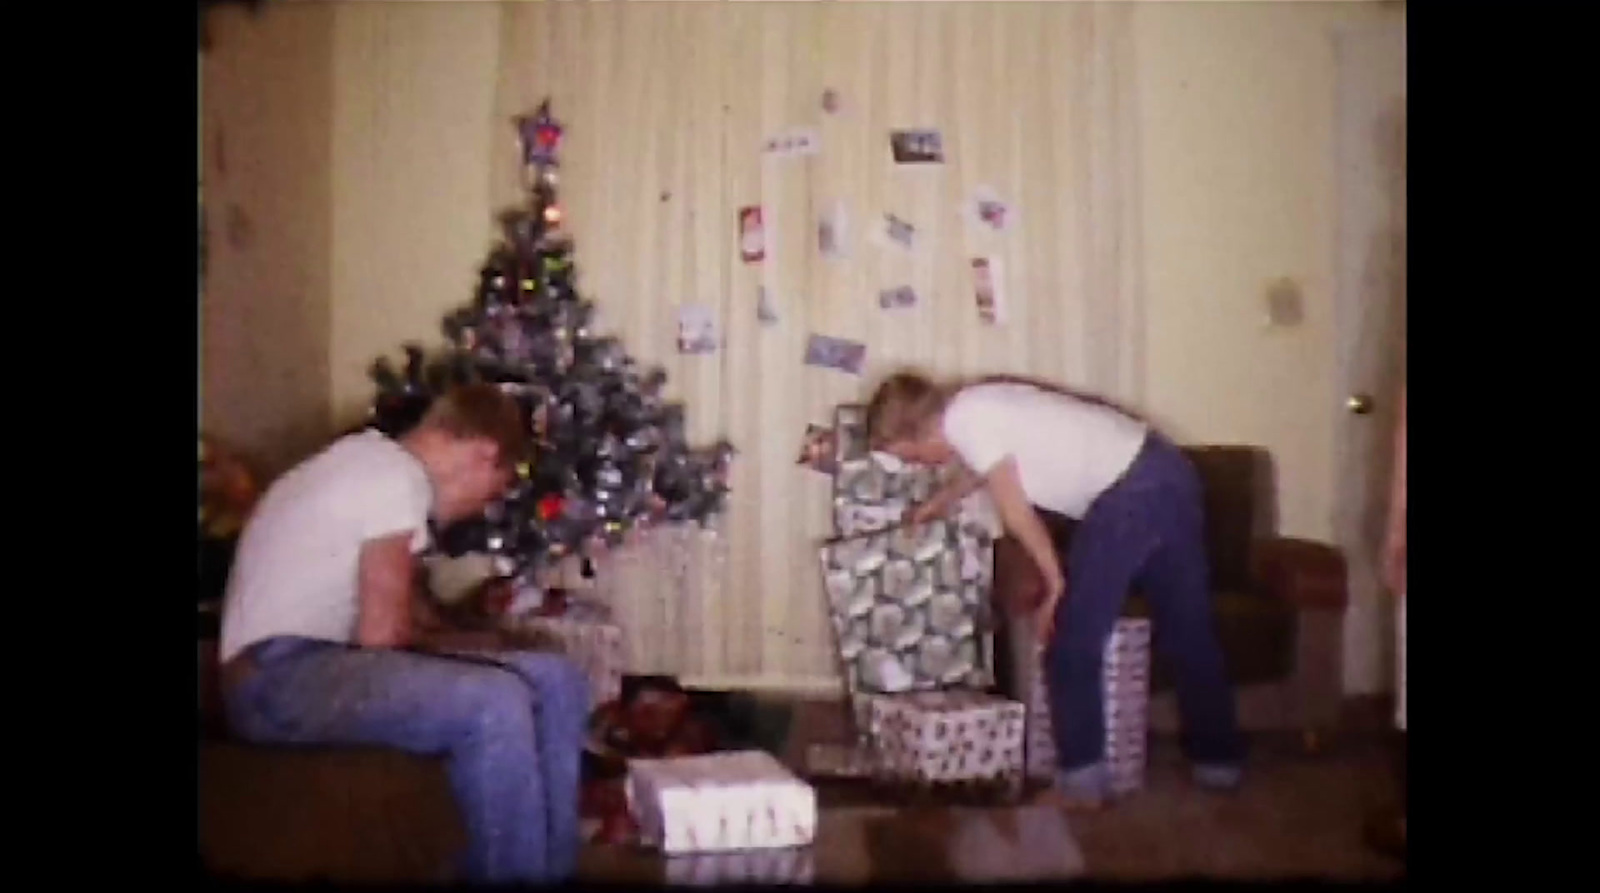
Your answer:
[367,100,734,583]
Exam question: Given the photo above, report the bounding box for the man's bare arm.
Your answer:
[934,463,984,507]
[981,457,1065,619]
[907,464,984,523]
[356,533,419,648]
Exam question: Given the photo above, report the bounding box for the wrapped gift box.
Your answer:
[1020,618,1151,793]
[829,404,1001,540]
[626,750,818,855]
[663,846,815,886]
[863,690,1025,794]
[818,517,996,701]
[505,601,625,706]
[1101,618,1151,794]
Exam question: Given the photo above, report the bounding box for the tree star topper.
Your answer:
[517,100,564,168]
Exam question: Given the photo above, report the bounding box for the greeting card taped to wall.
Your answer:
[738,206,765,264]
[872,213,917,252]
[878,285,918,311]
[757,286,779,326]
[764,128,821,158]
[972,256,1008,325]
[967,186,1013,233]
[678,304,720,354]
[818,201,850,261]
[804,334,867,375]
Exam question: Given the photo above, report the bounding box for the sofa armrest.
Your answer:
[1250,537,1348,611]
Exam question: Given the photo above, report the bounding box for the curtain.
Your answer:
[492,0,1146,689]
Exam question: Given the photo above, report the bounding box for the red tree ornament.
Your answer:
[537,494,565,521]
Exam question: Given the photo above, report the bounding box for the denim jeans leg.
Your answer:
[223,641,569,884]
[1133,442,1244,768]
[465,650,592,879]
[1046,494,1157,776]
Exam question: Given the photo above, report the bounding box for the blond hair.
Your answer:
[864,370,951,449]
[418,383,530,470]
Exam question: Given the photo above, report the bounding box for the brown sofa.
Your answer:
[990,445,1348,747]
[199,637,467,882]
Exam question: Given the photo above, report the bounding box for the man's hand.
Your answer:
[981,457,1066,644]
[1036,569,1067,644]
[904,497,950,526]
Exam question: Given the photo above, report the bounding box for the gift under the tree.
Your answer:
[817,517,997,703]
[625,750,818,855]
[863,690,1026,796]
[504,597,625,706]
[1018,618,1152,792]
[663,845,815,886]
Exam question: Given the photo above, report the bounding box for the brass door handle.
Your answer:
[1347,393,1375,415]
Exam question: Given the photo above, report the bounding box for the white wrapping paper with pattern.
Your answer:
[663,846,816,886]
[864,690,1025,788]
[1022,617,1151,793]
[626,750,818,855]
[507,613,625,706]
[1103,618,1151,793]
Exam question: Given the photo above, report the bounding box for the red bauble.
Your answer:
[537,494,565,521]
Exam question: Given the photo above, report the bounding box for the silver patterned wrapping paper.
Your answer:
[626,750,818,856]
[818,517,996,699]
[863,690,1026,792]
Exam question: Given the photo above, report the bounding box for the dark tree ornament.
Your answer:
[366,100,734,582]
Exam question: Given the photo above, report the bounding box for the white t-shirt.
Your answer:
[940,382,1149,519]
[219,431,435,663]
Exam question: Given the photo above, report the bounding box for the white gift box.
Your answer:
[626,750,818,855]
[663,846,815,886]
[863,690,1025,791]
[1024,618,1151,793]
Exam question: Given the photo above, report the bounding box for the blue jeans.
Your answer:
[1045,433,1243,773]
[222,637,591,884]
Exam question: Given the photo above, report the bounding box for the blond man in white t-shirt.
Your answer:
[866,371,1244,808]
[218,384,589,884]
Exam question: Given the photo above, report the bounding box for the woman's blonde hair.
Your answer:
[864,370,952,449]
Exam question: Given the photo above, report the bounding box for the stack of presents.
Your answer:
[471,403,1155,880]
[802,404,1154,798]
